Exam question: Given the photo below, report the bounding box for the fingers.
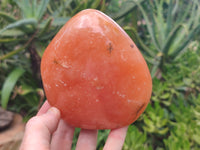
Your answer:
[51,120,75,150]
[21,100,128,150]
[20,107,60,150]
[75,129,98,150]
[103,126,128,150]
[37,101,51,115]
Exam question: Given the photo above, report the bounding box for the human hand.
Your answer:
[20,101,128,150]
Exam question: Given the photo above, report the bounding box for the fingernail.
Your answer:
[46,107,60,117]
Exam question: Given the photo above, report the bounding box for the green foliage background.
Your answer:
[0,0,200,149]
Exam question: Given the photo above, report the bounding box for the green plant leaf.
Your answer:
[172,0,179,16]
[97,130,110,147]
[0,11,17,22]
[172,24,200,59]
[135,0,161,51]
[157,127,169,135]
[52,17,71,26]
[91,0,102,9]
[0,29,25,37]
[193,134,200,145]
[108,0,145,20]
[166,0,173,34]
[123,26,155,57]
[124,125,148,150]
[160,93,170,99]
[0,18,37,34]
[36,0,50,20]
[153,0,165,48]
[39,29,58,41]
[1,68,25,109]
[0,46,25,61]
[0,38,23,43]
[100,0,106,12]
[162,24,183,54]
[38,17,53,37]
[14,0,32,18]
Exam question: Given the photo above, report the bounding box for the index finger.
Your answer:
[37,100,51,116]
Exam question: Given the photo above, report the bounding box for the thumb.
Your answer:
[20,107,60,150]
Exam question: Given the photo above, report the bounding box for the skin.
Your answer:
[20,101,128,150]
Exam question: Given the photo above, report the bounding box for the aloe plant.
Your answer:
[106,0,145,21]
[0,0,70,60]
[124,0,200,77]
